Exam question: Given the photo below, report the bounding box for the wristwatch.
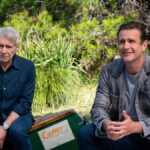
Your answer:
[2,122,9,130]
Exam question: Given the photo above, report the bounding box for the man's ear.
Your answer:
[142,40,148,52]
[15,43,19,52]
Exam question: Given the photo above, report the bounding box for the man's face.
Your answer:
[0,37,18,64]
[118,29,148,63]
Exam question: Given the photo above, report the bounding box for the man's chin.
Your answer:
[0,59,8,63]
[122,57,133,63]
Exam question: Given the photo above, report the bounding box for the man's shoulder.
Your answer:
[15,55,35,69]
[144,53,150,62]
[16,55,34,64]
[144,54,150,72]
[103,58,124,78]
[105,58,123,70]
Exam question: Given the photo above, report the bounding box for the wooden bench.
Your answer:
[30,109,75,132]
[30,109,84,150]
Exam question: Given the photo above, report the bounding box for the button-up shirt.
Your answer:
[0,55,35,121]
[91,54,150,139]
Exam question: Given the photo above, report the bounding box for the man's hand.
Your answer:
[102,111,143,141]
[0,126,7,149]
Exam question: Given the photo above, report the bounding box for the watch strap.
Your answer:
[2,122,9,130]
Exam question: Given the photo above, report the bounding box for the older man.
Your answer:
[0,27,35,150]
[78,21,150,150]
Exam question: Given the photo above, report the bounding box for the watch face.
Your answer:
[2,123,9,130]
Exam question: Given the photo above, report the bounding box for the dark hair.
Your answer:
[117,21,148,42]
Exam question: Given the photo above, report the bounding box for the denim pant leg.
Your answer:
[77,123,103,150]
[77,123,150,150]
[8,113,34,150]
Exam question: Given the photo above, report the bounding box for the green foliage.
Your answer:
[102,15,124,38]
[22,35,77,69]
[33,67,81,110]
[20,33,82,109]
[33,10,68,40]
[100,15,125,59]
[4,10,84,109]
[1,0,142,111]
[106,47,118,59]
[4,11,32,34]
[69,15,125,72]
[0,0,38,23]
[80,0,99,6]
[108,0,118,10]
[4,10,68,40]
[33,10,53,30]
[71,19,98,39]
[44,0,81,26]
[34,37,81,108]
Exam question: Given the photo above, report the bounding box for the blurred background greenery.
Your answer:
[0,0,149,119]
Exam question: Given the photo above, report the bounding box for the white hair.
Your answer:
[0,26,19,45]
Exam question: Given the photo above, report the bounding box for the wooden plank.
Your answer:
[30,109,75,132]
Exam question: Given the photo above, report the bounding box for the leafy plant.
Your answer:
[1,0,142,112]
[19,34,83,109]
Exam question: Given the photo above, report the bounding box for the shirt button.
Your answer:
[3,87,6,90]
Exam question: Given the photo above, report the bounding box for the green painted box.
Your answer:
[30,109,84,150]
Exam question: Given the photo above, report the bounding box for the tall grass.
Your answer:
[18,32,83,110]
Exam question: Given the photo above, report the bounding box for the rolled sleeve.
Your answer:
[94,119,107,138]
[140,121,150,138]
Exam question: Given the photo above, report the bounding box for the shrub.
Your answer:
[4,10,83,109]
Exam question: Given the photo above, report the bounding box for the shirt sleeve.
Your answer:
[95,119,108,138]
[91,66,111,137]
[12,62,35,116]
[139,121,150,138]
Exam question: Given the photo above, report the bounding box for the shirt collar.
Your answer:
[111,54,150,78]
[11,54,20,70]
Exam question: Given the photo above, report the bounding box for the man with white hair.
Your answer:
[0,26,35,150]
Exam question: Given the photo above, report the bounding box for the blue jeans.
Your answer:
[5,113,34,150]
[78,123,150,150]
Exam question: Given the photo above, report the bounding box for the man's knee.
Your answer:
[9,123,27,140]
[8,123,32,150]
[78,123,102,150]
[8,113,33,139]
[78,123,96,141]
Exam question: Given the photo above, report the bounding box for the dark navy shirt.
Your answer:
[0,55,35,120]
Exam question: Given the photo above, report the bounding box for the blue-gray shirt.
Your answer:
[125,70,150,137]
[125,70,140,121]
[91,54,150,139]
[0,55,35,121]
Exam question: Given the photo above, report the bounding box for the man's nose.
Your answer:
[123,42,130,49]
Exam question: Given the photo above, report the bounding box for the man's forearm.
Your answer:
[4,111,20,127]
